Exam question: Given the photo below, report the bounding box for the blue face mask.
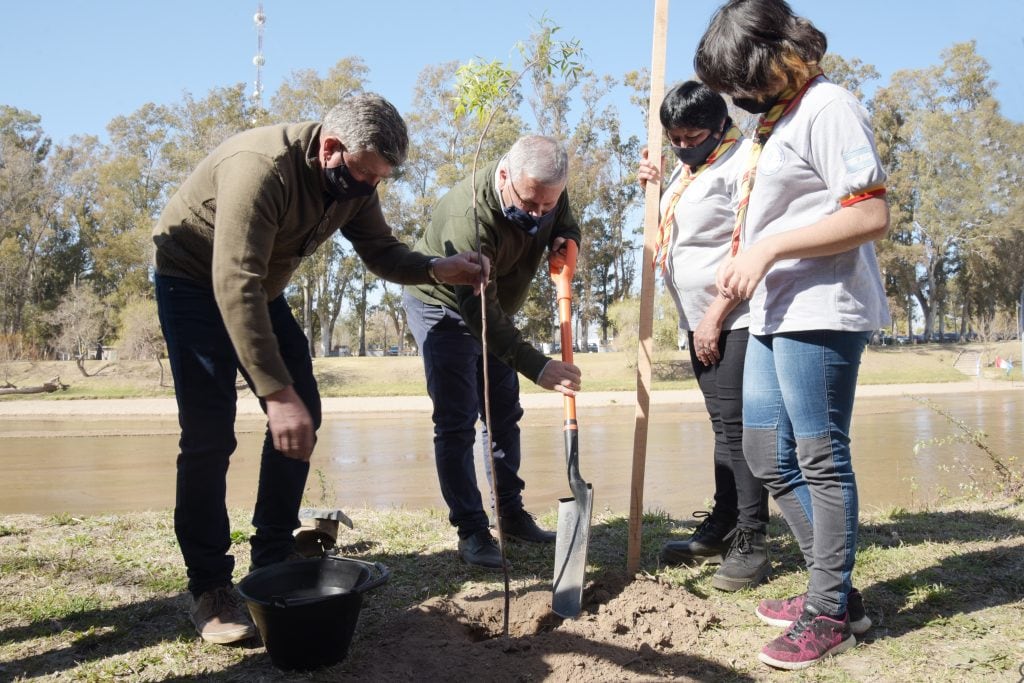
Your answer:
[503,173,557,236]
[503,205,555,236]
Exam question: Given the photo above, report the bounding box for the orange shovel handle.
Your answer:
[550,240,578,421]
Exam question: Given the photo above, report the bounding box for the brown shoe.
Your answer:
[190,586,256,644]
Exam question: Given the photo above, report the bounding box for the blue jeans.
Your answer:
[687,327,769,530]
[402,291,526,538]
[155,275,321,597]
[742,330,869,617]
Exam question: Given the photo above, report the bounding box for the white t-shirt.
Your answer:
[742,79,891,335]
[663,137,752,332]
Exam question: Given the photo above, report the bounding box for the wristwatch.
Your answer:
[426,257,441,285]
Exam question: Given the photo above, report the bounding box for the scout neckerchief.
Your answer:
[652,123,742,272]
[730,67,825,256]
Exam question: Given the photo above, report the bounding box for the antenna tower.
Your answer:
[251,3,266,113]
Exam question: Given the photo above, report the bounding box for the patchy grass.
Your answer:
[2,497,1022,681]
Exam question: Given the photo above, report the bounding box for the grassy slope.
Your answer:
[1,499,1022,680]
[2,341,1020,400]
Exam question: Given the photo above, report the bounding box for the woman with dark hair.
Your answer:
[638,81,770,592]
[695,0,889,670]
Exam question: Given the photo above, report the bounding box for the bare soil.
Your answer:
[344,574,742,682]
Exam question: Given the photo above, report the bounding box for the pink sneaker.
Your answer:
[756,588,871,635]
[758,605,855,670]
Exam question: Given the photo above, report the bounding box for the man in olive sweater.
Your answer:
[153,93,486,644]
[403,135,582,569]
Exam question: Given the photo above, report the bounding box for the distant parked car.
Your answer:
[385,345,400,356]
[335,344,352,357]
[588,342,599,353]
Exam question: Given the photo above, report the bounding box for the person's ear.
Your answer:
[320,136,343,165]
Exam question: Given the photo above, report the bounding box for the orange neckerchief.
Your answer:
[730,67,825,256]
[652,124,742,272]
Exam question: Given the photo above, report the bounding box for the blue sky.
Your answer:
[2,0,1022,145]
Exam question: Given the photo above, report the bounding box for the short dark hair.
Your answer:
[660,81,728,131]
[694,0,827,95]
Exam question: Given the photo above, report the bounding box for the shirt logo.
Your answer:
[758,145,785,176]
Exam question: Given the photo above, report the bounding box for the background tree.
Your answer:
[117,296,165,360]
[872,42,1023,340]
[164,84,255,183]
[0,107,57,340]
[80,104,175,309]
[44,281,105,374]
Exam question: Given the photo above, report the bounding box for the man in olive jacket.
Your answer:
[403,135,582,569]
[153,93,486,644]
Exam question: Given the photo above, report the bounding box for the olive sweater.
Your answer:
[406,161,581,383]
[153,122,434,396]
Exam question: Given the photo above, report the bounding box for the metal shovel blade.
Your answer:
[552,482,593,618]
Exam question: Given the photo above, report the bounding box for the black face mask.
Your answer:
[732,94,779,115]
[324,163,376,202]
[671,131,721,168]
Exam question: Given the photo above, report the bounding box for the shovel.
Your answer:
[550,240,593,618]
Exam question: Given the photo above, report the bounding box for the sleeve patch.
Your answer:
[842,145,875,174]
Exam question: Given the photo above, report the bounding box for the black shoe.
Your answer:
[711,527,771,591]
[247,550,308,574]
[500,509,556,543]
[458,530,507,570]
[660,510,736,566]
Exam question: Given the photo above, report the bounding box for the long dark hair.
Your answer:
[694,0,827,94]
[660,81,727,131]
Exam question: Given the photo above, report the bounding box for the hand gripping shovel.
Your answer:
[550,240,593,618]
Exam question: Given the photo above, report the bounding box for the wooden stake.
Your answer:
[627,0,669,576]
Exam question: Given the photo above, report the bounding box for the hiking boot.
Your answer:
[660,510,735,566]
[190,585,256,644]
[711,527,770,591]
[756,588,871,635]
[458,529,508,570]
[500,509,556,543]
[758,603,856,670]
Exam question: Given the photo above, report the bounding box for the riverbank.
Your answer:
[2,342,1021,408]
[0,377,1017,416]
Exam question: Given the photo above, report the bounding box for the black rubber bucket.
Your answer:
[237,556,390,670]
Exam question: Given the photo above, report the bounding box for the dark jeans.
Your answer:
[155,275,321,597]
[687,327,769,530]
[402,291,526,538]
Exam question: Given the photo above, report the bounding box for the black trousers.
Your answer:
[688,327,769,530]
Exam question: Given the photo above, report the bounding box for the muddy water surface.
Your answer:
[1,392,1019,518]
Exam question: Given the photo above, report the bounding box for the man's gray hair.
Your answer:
[504,135,568,186]
[322,93,409,167]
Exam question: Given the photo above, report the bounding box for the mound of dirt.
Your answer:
[345,574,744,681]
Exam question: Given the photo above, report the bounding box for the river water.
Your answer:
[0,391,1019,518]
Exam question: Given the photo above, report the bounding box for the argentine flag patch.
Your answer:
[843,146,874,174]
